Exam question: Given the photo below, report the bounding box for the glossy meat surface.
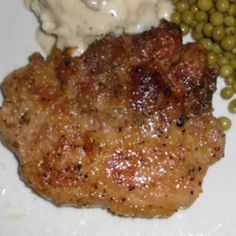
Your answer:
[0,22,225,217]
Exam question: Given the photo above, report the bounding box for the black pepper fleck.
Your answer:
[118,127,123,132]
[128,185,135,191]
[176,117,185,127]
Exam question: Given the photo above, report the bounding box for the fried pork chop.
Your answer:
[0,21,225,217]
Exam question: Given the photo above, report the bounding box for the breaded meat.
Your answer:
[0,21,225,217]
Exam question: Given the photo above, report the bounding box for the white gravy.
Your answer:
[25,0,173,55]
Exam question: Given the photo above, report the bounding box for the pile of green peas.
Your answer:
[171,0,236,131]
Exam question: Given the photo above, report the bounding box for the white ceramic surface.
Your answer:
[0,1,236,236]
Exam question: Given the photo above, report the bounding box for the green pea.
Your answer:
[224,75,235,85]
[212,43,223,54]
[180,23,190,35]
[191,23,204,39]
[208,52,217,66]
[228,99,236,113]
[220,64,234,77]
[197,0,213,11]
[171,11,181,24]
[228,3,236,16]
[218,56,230,66]
[220,86,234,99]
[190,4,199,14]
[212,26,226,41]
[216,0,230,12]
[195,11,208,22]
[232,47,236,55]
[194,22,204,32]
[177,2,189,12]
[200,38,213,50]
[225,26,236,35]
[221,35,236,51]
[203,23,213,37]
[191,29,203,40]
[224,52,234,60]
[218,116,232,131]
[210,12,224,26]
[182,10,194,25]
[224,15,236,26]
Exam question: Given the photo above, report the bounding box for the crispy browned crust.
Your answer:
[0,21,225,217]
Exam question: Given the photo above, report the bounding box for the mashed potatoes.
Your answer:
[25,0,173,55]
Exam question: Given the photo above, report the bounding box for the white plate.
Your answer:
[0,1,236,236]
